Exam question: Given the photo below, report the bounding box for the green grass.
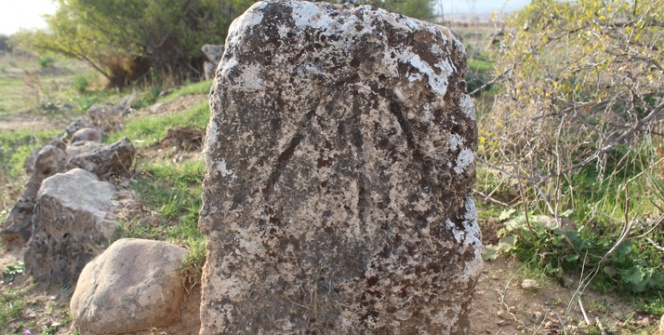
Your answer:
[0,287,26,327]
[158,79,212,103]
[468,58,494,73]
[0,52,96,116]
[0,129,61,179]
[107,101,209,146]
[113,159,207,284]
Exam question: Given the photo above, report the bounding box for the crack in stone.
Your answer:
[263,108,317,198]
[384,90,434,188]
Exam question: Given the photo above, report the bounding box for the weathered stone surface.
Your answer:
[86,103,116,126]
[70,127,103,145]
[24,168,118,282]
[201,44,225,80]
[199,1,481,334]
[1,141,67,247]
[86,94,136,131]
[66,117,97,137]
[70,238,189,334]
[66,137,135,177]
[2,135,134,248]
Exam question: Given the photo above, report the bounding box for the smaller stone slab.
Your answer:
[24,168,118,282]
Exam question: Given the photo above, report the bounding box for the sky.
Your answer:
[0,0,57,35]
[0,0,530,36]
[437,0,531,15]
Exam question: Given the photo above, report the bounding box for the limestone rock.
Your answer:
[66,117,97,137]
[1,142,67,247]
[70,238,189,334]
[657,314,664,335]
[86,94,136,131]
[66,137,135,177]
[86,103,115,127]
[199,1,481,334]
[521,279,540,290]
[24,168,118,282]
[201,44,225,80]
[70,127,102,145]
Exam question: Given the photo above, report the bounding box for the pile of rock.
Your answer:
[1,120,135,283]
[1,95,198,334]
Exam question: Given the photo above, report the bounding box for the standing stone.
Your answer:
[24,168,118,282]
[199,1,481,334]
[201,44,225,80]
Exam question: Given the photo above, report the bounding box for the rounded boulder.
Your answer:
[70,238,189,334]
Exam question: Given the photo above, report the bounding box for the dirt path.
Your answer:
[0,113,71,132]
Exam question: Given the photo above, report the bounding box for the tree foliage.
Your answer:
[357,0,435,20]
[481,0,663,293]
[486,0,662,193]
[18,0,254,87]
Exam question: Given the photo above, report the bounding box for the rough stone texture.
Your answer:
[24,168,118,282]
[202,44,225,80]
[2,136,134,248]
[66,117,97,137]
[70,127,103,145]
[70,238,189,334]
[658,314,664,335]
[199,1,481,334]
[1,141,68,247]
[86,94,136,131]
[66,137,135,177]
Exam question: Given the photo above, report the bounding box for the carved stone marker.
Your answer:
[199,1,482,333]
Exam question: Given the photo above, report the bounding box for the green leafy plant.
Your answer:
[2,261,24,283]
[38,56,55,68]
[72,75,89,93]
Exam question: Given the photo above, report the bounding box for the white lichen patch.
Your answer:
[459,93,476,120]
[237,63,263,91]
[217,158,234,178]
[290,1,335,30]
[461,196,483,281]
[454,148,474,174]
[205,120,219,151]
[448,134,464,151]
[446,219,464,243]
[401,51,449,97]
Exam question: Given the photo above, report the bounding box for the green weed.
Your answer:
[38,56,55,68]
[467,58,494,73]
[0,288,26,326]
[72,75,89,93]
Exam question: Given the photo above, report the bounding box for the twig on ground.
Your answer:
[578,297,590,325]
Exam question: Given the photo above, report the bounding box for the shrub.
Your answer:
[480,0,663,296]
